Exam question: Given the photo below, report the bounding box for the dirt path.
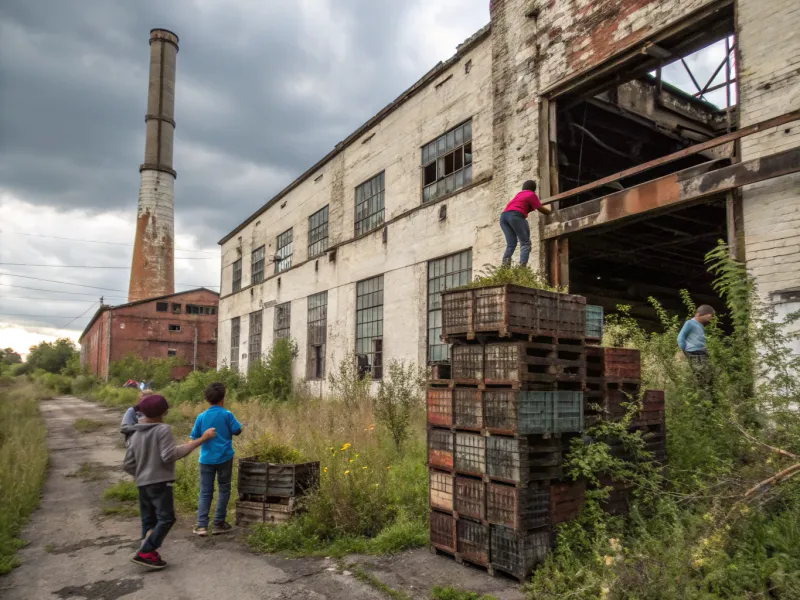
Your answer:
[1,396,524,600]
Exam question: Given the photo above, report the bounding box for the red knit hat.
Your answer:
[136,394,169,418]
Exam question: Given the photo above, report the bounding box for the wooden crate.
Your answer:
[453,387,483,430]
[486,436,565,485]
[235,498,295,527]
[454,476,485,521]
[484,389,584,435]
[486,481,549,530]
[429,469,454,512]
[484,342,585,387]
[427,387,453,427]
[428,428,454,470]
[451,345,484,384]
[430,510,456,552]
[490,525,551,581]
[441,285,586,340]
[642,389,665,411]
[550,479,586,525]
[586,347,641,380]
[237,458,320,500]
[455,432,486,475]
[457,518,490,566]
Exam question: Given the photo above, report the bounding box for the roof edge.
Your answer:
[218,23,491,246]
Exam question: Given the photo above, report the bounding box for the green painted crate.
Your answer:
[585,305,604,339]
[484,390,584,435]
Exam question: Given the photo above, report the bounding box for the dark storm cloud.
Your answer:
[0,0,452,238]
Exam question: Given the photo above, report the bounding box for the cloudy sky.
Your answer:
[0,0,492,355]
[0,1,734,357]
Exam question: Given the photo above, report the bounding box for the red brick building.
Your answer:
[79,288,219,380]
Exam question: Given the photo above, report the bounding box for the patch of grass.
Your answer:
[430,588,497,600]
[350,564,412,600]
[102,480,138,502]
[73,418,103,433]
[461,264,560,291]
[102,505,139,518]
[67,461,111,482]
[43,543,54,553]
[0,381,49,574]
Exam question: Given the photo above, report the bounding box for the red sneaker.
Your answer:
[130,550,167,569]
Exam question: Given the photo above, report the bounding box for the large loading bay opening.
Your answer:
[548,4,737,326]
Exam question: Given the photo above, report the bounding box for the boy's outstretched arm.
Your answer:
[158,425,216,463]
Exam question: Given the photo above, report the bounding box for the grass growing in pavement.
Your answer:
[0,380,49,574]
[430,588,497,600]
[73,418,103,433]
[102,505,139,518]
[66,462,111,481]
[102,480,138,502]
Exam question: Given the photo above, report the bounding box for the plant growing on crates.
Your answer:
[374,360,426,451]
[242,432,304,464]
[462,264,562,292]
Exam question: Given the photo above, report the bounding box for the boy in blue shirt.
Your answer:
[191,382,243,536]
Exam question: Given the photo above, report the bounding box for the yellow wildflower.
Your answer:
[344,470,350,475]
[386,466,391,470]
[609,538,620,552]
[693,558,705,568]
[340,443,351,451]
[374,483,380,488]
[323,467,328,474]
[349,459,354,464]
[603,555,613,566]
[362,466,368,470]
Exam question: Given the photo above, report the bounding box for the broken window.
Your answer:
[248,310,263,365]
[156,302,168,312]
[356,275,383,380]
[275,229,293,274]
[168,324,181,332]
[427,250,472,363]
[422,120,473,203]
[230,317,240,371]
[171,303,182,314]
[167,349,177,357]
[251,246,265,285]
[274,301,291,340]
[232,259,243,293]
[307,291,328,380]
[308,206,329,258]
[186,304,217,315]
[355,172,385,237]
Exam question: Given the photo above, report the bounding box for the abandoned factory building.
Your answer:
[217,0,800,388]
[80,288,219,380]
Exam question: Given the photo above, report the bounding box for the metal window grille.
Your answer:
[307,291,327,379]
[354,172,385,236]
[356,275,383,379]
[251,246,265,285]
[248,310,262,365]
[427,249,472,363]
[275,228,293,274]
[232,258,243,292]
[186,304,217,315]
[308,206,329,258]
[274,301,291,340]
[421,120,473,203]
[230,317,240,372]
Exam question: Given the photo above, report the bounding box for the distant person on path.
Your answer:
[678,305,715,386]
[124,394,216,569]
[120,389,152,444]
[500,180,552,266]
[191,382,243,537]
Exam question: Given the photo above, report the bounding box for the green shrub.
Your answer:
[374,360,426,451]
[108,354,181,389]
[430,588,497,600]
[246,338,298,402]
[102,480,138,502]
[161,366,244,405]
[71,374,98,395]
[328,353,373,409]
[462,264,560,291]
[90,385,139,408]
[241,433,304,463]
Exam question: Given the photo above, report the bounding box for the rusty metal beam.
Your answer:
[542,110,800,206]
[544,146,800,239]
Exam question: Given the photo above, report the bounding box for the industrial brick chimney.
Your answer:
[128,28,179,302]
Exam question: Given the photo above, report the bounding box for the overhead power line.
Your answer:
[0,230,217,255]
[0,283,127,298]
[0,272,126,291]
[63,302,100,329]
[0,296,100,302]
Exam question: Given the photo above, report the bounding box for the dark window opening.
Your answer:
[232,258,243,293]
[422,120,473,203]
[167,349,177,357]
[186,304,217,315]
[308,206,329,258]
[355,172,385,236]
[156,302,168,312]
[171,303,181,314]
[230,317,240,371]
[274,301,291,340]
[307,291,328,380]
[356,275,383,379]
[428,250,472,363]
[252,246,265,285]
[275,229,293,274]
[168,324,181,332]
[248,310,263,364]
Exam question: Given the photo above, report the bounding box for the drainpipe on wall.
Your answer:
[193,326,198,371]
[105,311,112,382]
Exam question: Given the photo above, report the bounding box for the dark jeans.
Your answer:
[138,482,175,553]
[500,210,531,265]
[197,459,233,528]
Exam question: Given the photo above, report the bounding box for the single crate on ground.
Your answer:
[430,510,456,552]
[490,525,552,581]
[457,518,490,566]
[237,457,319,500]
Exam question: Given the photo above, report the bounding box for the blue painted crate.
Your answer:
[585,305,604,339]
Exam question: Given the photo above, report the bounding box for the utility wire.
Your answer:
[0,296,100,302]
[0,272,126,291]
[63,302,100,329]
[0,230,217,255]
[0,258,214,268]
[0,284,128,298]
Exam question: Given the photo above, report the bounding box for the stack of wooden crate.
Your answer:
[427,284,588,581]
[235,458,320,527]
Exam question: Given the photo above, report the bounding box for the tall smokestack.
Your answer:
[128,28,179,302]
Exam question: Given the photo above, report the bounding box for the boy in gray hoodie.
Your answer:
[123,394,215,569]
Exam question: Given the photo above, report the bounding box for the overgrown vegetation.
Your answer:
[375,360,426,450]
[526,241,800,599]
[102,480,138,503]
[462,264,560,291]
[0,380,49,574]
[430,588,497,600]
[73,418,103,433]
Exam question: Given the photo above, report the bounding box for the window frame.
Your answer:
[308,206,329,258]
[168,324,181,332]
[230,317,240,371]
[275,228,293,274]
[427,249,473,363]
[186,304,217,315]
[232,258,243,293]
[306,291,328,380]
[248,310,263,364]
[156,302,168,313]
[355,275,384,380]
[167,349,177,357]
[421,119,473,203]
[273,301,291,340]
[354,172,385,237]
[251,246,266,285]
